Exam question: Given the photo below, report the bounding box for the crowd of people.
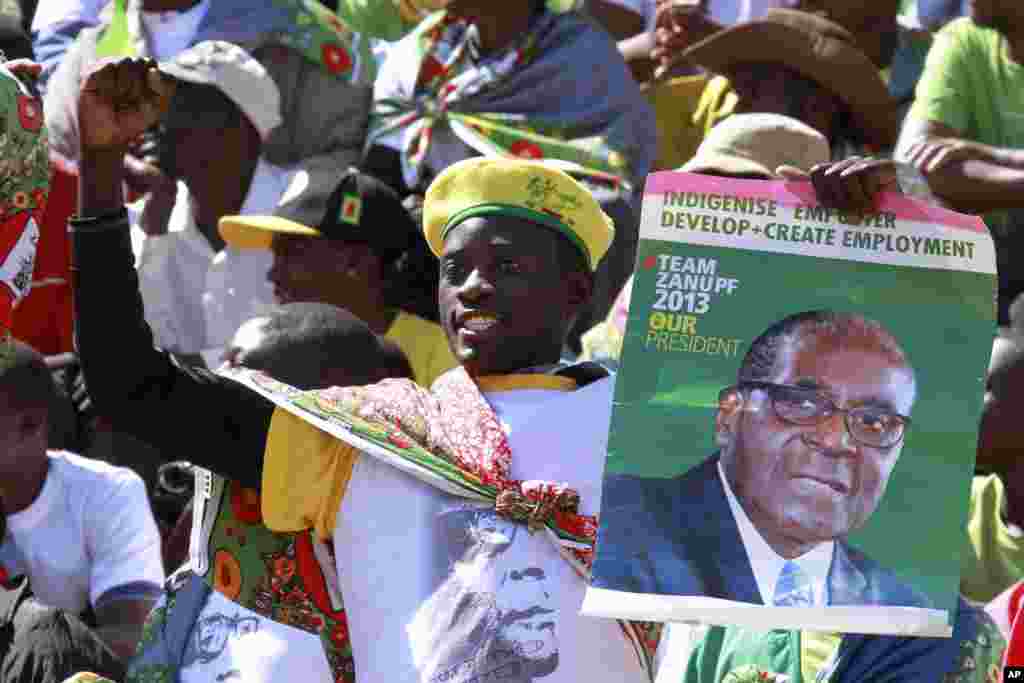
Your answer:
[0,0,1017,681]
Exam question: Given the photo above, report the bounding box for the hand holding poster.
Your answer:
[583,171,997,637]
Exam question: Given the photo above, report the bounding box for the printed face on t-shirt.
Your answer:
[412,507,562,683]
[493,566,559,674]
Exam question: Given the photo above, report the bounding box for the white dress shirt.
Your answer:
[717,460,835,606]
[130,158,295,360]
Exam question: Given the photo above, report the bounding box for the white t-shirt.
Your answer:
[334,377,645,683]
[0,451,164,615]
[130,158,294,360]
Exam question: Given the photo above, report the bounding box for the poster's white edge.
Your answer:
[580,587,954,638]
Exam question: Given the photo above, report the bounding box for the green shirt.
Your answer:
[962,474,1024,603]
[684,628,842,683]
[909,17,1024,234]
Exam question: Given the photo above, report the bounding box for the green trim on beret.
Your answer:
[440,203,592,271]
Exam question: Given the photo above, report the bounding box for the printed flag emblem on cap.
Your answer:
[339,193,362,226]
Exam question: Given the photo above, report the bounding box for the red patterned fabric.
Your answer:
[10,159,76,354]
[309,366,596,548]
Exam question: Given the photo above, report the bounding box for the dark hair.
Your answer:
[738,310,914,387]
[235,303,413,389]
[0,339,57,417]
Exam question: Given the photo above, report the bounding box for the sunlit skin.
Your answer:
[437,215,591,377]
[717,328,916,559]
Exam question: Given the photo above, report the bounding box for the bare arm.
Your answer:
[93,597,156,661]
[896,117,1024,213]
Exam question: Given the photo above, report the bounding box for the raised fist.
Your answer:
[77,58,175,155]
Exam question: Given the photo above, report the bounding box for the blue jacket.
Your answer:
[594,454,932,609]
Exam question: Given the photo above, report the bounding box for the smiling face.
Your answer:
[718,326,916,558]
[438,215,591,377]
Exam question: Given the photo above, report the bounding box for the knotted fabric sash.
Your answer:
[225,365,661,679]
[367,7,651,192]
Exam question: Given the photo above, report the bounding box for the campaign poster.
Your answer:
[583,171,997,637]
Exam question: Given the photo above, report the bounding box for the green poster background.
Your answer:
[604,240,996,617]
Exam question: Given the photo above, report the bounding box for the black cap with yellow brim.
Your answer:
[219,168,418,263]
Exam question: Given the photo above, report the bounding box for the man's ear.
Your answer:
[564,270,593,312]
[715,387,743,448]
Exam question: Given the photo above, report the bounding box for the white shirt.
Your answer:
[717,460,834,606]
[131,158,294,359]
[137,0,212,61]
[334,377,644,683]
[0,451,164,615]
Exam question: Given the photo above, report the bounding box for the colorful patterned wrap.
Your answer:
[0,61,48,360]
[368,6,655,192]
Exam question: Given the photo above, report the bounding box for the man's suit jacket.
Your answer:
[593,454,932,608]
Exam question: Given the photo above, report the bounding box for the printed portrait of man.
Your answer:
[487,564,559,682]
[411,507,561,683]
[595,310,933,608]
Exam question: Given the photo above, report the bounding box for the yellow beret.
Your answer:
[423,158,615,272]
